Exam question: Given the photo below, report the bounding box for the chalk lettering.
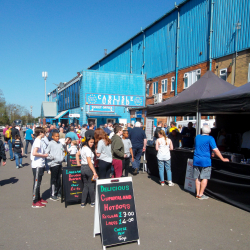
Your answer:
[103,204,130,211]
[118,236,127,241]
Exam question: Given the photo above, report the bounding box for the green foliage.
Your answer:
[0,89,36,125]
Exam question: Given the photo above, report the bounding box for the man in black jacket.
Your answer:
[0,139,7,166]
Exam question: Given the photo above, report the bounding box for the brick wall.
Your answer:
[214,49,250,87]
[146,61,210,106]
[145,61,212,121]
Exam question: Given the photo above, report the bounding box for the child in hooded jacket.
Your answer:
[45,132,65,201]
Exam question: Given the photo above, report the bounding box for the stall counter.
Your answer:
[146,146,250,212]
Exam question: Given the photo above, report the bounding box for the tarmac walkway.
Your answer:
[0,148,249,250]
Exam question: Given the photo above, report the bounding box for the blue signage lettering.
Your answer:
[89,105,115,112]
[86,94,144,107]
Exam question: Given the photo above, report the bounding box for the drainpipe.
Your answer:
[209,0,214,71]
[174,4,180,122]
[130,40,133,73]
[142,30,145,74]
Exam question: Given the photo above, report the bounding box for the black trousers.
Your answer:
[32,168,44,203]
[122,158,130,177]
[81,164,95,204]
[50,165,62,197]
[98,159,112,179]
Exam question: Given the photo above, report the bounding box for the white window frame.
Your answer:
[183,69,201,89]
[161,79,168,93]
[146,84,149,96]
[183,116,195,121]
[220,68,227,81]
[153,81,158,95]
[171,77,175,91]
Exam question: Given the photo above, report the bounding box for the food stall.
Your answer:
[147,72,250,212]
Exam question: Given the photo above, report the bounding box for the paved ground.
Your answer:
[0,137,250,250]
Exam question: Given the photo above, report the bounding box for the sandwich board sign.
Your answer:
[93,177,140,250]
[184,159,196,193]
[61,167,83,208]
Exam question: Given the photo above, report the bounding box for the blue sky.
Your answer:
[0,0,182,117]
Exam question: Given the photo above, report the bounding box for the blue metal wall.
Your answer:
[144,11,177,78]
[178,0,210,69]
[98,43,131,73]
[212,0,250,59]
[88,0,250,79]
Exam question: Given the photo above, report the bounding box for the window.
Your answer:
[58,81,80,112]
[161,79,168,93]
[184,69,201,89]
[220,68,227,81]
[153,81,158,95]
[183,116,195,121]
[171,77,175,91]
[146,84,149,96]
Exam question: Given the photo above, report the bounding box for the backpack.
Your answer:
[80,128,86,138]
[5,129,11,139]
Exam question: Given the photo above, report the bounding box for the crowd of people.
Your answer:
[0,119,231,208]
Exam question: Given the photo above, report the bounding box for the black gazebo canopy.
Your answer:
[147,71,236,117]
[199,82,250,114]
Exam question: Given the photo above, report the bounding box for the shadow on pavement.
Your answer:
[147,174,160,186]
[42,188,51,200]
[0,177,19,186]
[22,163,30,167]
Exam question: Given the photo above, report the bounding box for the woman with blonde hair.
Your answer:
[94,128,112,179]
[155,130,174,186]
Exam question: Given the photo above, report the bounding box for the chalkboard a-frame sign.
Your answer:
[93,177,140,250]
[62,167,83,208]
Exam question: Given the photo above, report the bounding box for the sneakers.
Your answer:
[16,166,19,169]
[40,198,48,204]
[81,203,86,208]
[10,158,15,161]
[47,170,51,174]
[132,169,139,175]
[91,203,95,207]
[198,194,209,200]
[167,181,175,187]
[57,194,61,199]
[50,196,59,201]
[19,164,23,168]
[32,201,46,208]
[161,181,165,186]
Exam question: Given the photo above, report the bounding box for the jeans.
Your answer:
[122,157,130,177]
[157,159,172,182]
[131,148,143,171]
[8,139,14,159]
[112,159,123,178]
[32,167,44,203]
[50,165,62,197]
[25,140,33,154]
[81,164,95,204]
[98,160,111,179]
[14,153,22,166]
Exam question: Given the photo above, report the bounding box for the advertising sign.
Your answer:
[145,118,154,141]
[184,159,196,193]
[86,94,144,107]
[94,177,140,248]
[89,105,115,112]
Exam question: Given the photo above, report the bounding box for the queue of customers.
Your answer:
[28,121,147,208]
